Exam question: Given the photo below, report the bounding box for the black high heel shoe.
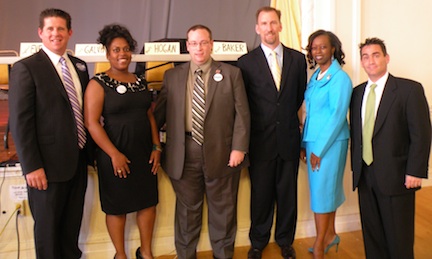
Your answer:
[136,247,144,259]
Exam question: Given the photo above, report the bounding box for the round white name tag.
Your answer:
[116,85,127,94]
[213,73,223,82]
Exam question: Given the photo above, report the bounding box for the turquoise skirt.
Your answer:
[305,139,348,213]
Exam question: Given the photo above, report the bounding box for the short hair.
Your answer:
[97,24,137,52]
[359,37,387,56]
[39,8,72,30]
[186,24,213,40]
[305,30,346,69]
[256,6,281,23]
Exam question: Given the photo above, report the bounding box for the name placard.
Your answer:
[20,42,43,57]
[75,44,106,56]
[144,42,180,55]
[213,42,247,55]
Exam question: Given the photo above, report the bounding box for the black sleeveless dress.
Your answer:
[93,73,158,215]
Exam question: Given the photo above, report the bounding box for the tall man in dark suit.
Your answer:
[9,9,90,259]
[237,6,307,259]
[350,37,431,259]
[153,24,250,259]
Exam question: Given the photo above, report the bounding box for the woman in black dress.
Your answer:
[84,24,161,259]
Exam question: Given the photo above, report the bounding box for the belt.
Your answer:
[185,132,192,136]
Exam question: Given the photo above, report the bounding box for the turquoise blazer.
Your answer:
[302,60,352,157]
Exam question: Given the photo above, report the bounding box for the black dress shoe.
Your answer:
[136,247,144,259]
[247,248,262,259]
[281,245,296,259]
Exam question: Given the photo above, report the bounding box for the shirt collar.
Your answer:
[190,58,212,74]
[367,72,389,89]
[42,46,68,65]
[261,43,282,57]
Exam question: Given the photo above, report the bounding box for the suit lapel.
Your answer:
[205,60,221,118]
[374,75,397,135]
[177,63,189,119]
[256,47,278,93]
[68,55,88,92]
[280,46,293,94]
[37,51,69,102]
[353,83,366,133]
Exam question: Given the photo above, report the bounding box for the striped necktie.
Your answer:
[60,57,86,149]
[192,68,205,145]
[271,50,281,91]
[362,83,377,165]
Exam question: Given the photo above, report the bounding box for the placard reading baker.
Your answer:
[213,42,247,55]
[144,42,180,55]
[20,42,43,57]
[75,43,106,56]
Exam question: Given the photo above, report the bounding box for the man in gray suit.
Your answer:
[154,24,250,259]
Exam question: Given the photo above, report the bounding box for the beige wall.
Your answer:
[1,1,431,258]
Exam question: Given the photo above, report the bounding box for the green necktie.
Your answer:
[362,84,377,165]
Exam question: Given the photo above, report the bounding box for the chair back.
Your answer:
[145,61,174,91]
[94,62,111,74]
[0,50,19,87]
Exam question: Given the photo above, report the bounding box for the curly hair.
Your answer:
[97,24,137,52]
[305,30,345,69]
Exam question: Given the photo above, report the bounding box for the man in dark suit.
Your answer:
[153,24,250,259]
[237,6,307,259]
[9,9,90,259]
[350,37,431,259]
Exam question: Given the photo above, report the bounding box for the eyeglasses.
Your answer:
[188,41,210,48]
[111,47,131,53]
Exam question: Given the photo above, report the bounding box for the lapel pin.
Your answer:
[76,62,86,71]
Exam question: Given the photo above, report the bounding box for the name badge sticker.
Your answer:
[213,69,223,82]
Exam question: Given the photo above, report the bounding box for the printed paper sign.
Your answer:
[9,185,28,201]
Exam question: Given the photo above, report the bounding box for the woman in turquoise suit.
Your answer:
[301,30,352,259]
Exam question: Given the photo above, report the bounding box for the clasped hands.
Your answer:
[112,149,161,178]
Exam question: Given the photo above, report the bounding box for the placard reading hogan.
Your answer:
[144,42,180,55]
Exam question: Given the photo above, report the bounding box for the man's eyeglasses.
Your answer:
[188,41,210,48]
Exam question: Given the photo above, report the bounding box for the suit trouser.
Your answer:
[28,151,87,259]
[248,155,299,250]
[358,163,415,259]
[170,136,241,259]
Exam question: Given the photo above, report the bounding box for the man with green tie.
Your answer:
[350,37,431,259]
